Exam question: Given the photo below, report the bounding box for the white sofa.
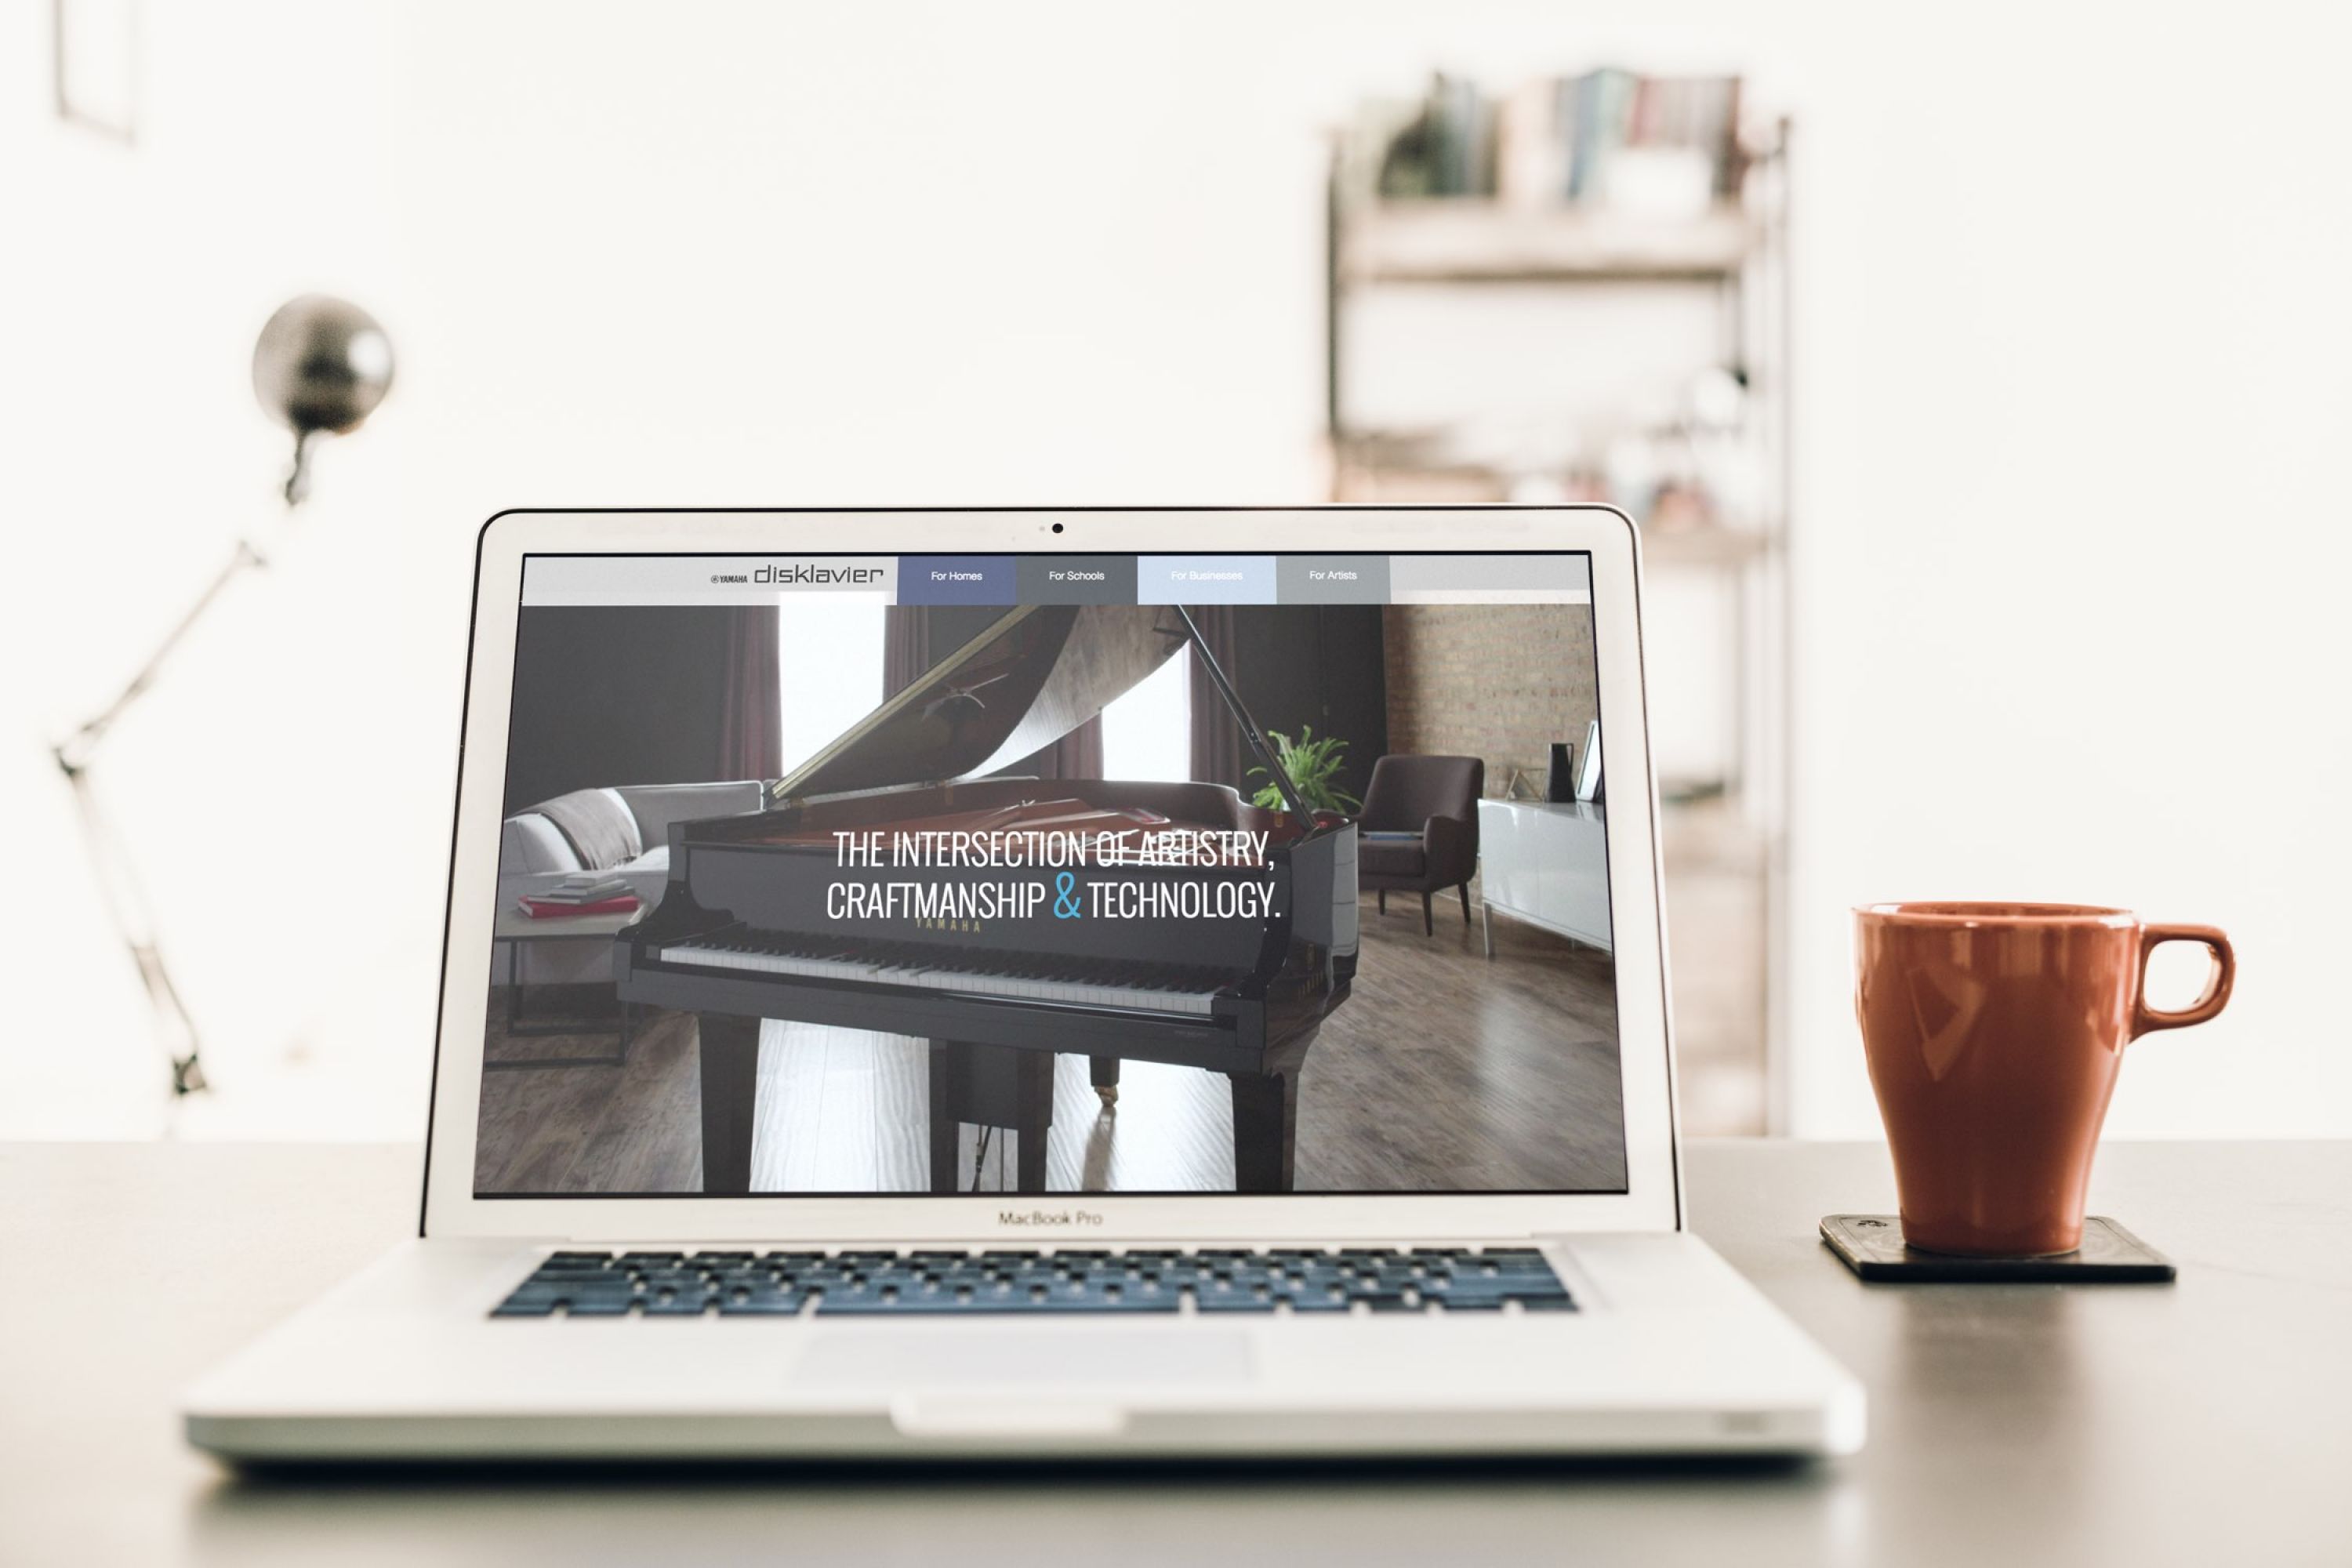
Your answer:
[495,781,765,987]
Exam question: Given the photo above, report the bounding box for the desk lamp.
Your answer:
[53,295,394,1097]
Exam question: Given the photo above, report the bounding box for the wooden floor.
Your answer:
[473,896,1625,1196]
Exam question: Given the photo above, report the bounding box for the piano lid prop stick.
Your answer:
[1171,604,1312,822]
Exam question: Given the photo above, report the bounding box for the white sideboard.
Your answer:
[1476,799,1612,956]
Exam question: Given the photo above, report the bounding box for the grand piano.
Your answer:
[615,602,1358,1194]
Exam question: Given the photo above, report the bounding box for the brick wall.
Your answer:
[1381,604,1599,796]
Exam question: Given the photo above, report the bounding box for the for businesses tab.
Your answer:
[1136,555,1276,605]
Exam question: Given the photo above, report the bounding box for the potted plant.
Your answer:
[1248,726,1363,828]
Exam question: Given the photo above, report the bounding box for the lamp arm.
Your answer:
[56,434,315,774]
[53,539,272,775]
[49,435,312,1098]
[57,766,207,1094]
[46,531,274,1098]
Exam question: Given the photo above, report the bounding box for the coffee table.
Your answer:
[488,876,649,1070]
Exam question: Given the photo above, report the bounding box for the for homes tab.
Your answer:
[897,556,1017,605]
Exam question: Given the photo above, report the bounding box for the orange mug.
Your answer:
[1854,902,2234,1256]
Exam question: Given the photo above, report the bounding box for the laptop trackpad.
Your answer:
[794,1329,1254,1391]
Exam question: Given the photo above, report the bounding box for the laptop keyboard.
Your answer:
[492,1247,1573,1318]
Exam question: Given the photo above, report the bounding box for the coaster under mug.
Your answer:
[1820,1214,2175,1283]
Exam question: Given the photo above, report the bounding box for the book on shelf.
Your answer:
[1360,70,1745,215]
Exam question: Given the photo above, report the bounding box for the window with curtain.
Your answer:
[1099,649,1191,782]
[777,595,888,775]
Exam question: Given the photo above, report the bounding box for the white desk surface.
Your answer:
[2,1139,2345,1567]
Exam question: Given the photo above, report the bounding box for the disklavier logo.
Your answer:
[997,1208,1104,1227]
[753,562,885,585]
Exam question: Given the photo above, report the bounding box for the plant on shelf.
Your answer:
[1248,726,1363,817]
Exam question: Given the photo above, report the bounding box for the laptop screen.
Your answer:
[474,551,1625,1197]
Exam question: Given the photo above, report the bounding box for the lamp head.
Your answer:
[252,295,394,437]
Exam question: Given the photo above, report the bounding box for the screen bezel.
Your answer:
[421,507,1682,1240]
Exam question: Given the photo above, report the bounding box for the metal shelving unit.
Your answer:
[1325,118,1794,1133]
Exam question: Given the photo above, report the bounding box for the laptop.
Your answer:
[183,506,1863,1461]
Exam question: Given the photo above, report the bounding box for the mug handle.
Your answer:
[2133,924,2235,1035]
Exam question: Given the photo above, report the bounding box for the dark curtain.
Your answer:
[883,605,932,699]
[717,604,781,779]
[1188,605,1243,789]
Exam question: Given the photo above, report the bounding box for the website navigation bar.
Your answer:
[521,552,1590,608]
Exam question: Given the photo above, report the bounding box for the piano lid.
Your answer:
[774,604,1193,802]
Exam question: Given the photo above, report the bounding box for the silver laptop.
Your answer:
[183,506,1862,1461]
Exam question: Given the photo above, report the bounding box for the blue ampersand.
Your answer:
[1053,870,1082,919]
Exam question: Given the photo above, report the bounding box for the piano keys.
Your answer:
[615,602,1358,1195]
[649,932,1232,1016]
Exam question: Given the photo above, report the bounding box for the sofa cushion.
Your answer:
[499,812,580,876]
[1358,837,1428,879]
[532,788,643,871]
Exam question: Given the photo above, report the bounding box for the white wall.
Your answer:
[2,0,418,1137]
[6,1,2346,1139]
[1775,7,2352,1136]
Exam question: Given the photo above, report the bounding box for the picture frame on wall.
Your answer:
[54,0,141,145]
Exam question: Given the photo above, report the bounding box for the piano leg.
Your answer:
[1014,1052,1051,1193]
[697,1012,760,1195]
[927,1041,1055,1195]
[927,1044,960,1196]
[1229,1068,1300,1194]
[1089,1054,1120,1107]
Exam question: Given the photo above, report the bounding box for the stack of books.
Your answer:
[515,874,643,920]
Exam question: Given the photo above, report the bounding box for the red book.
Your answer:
[515,895,642,919]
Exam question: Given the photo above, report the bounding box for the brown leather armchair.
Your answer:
[1355,754,1484,935]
